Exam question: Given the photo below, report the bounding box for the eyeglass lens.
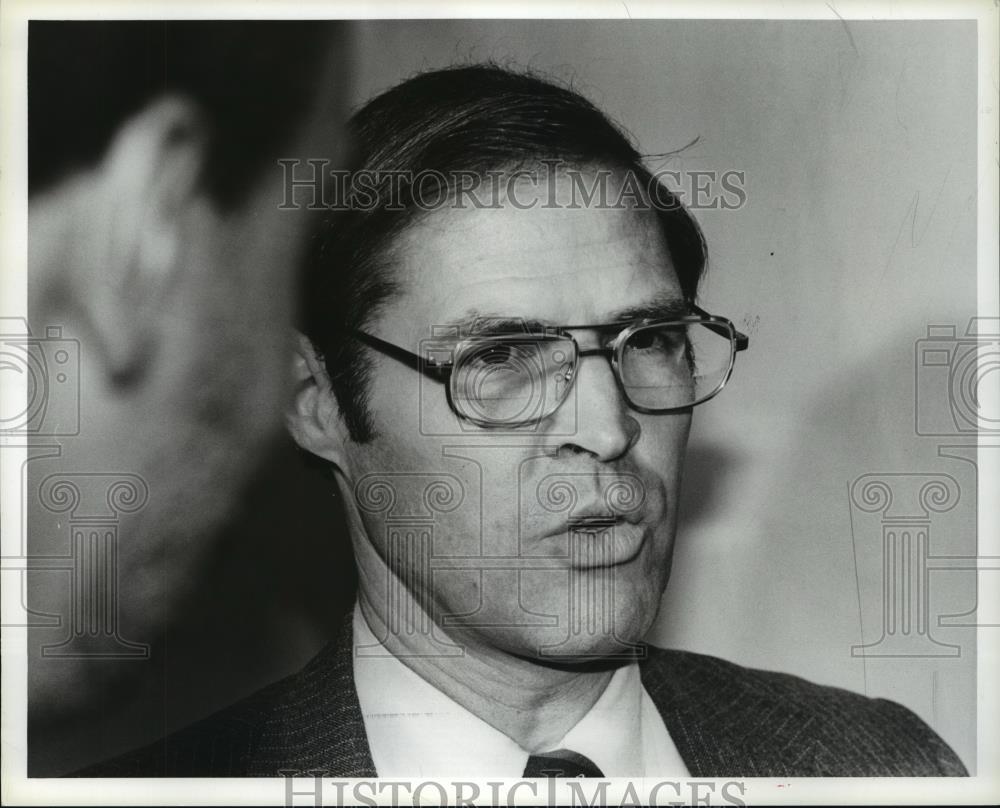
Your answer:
[449,322,735,426]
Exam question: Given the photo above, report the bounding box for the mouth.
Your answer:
[567,514,621,532]
[563,516,647,569]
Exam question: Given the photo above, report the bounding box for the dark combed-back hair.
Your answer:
[29,20,340,208]
[303,63,707,443]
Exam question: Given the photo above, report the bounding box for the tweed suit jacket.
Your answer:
[77,614,967,778]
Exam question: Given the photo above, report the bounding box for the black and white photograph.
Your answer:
[2,2,997,805]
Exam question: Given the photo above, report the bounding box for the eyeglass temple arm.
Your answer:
[690,304,750,352]
[349,329,452,380]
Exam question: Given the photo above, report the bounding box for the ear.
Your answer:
[287,331,351,468]
[77,96,209,383]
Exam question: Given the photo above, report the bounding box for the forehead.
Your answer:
[379,176,682,337]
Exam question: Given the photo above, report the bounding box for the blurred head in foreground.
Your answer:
[25,20,351,716]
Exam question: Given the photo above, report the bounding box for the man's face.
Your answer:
[340,172,692,660]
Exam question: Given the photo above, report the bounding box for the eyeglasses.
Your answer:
[349,305,749,427]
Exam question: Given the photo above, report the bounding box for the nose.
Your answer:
[548,350,640,462]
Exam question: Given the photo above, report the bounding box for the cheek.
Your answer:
[370,359,423,435]
[369,353,474,440]
[635,412,691,485]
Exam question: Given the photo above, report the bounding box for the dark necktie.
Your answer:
[523,748,605,777]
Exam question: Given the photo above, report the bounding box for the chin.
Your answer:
[504,586,659,664]
[531,632,648,666]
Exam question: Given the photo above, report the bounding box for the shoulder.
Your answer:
[70,672,294,777]
[72,614,371,778]
[640,645,968,777]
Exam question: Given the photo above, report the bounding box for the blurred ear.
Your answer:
[75,96,209,383]
[287,331,351,468]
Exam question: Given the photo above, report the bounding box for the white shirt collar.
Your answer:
[352,604,689,778]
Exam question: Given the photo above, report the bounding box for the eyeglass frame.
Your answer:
[345,304,749,426]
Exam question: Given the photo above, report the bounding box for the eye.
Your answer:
[623,326,692,369]
[629,328,682,352]
[629,330,660,351]
[470,342,515,366]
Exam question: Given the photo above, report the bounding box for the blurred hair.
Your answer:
[302,63,707,443]
[29,20,339,209]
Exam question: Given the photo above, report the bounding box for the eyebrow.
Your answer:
[442,294,690,336]
[609,295,691,324]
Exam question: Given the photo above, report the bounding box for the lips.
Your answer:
[536,506,650,569]
[525,471,661,567]
[563,496,645,537]
[564,519,648,568]
[567,513,620,530]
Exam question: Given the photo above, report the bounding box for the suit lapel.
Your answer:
[639,645,819,777]
[248,611,377,777]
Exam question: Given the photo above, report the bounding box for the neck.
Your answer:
[355,587,617,752]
